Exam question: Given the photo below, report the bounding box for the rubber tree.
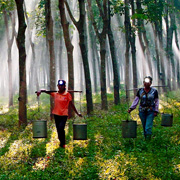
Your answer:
[45,0,56,118]
[165,0,176,90]
[107,0,120,105]
[87,0,108,110]
[124,0,131,101]
[129,0,138,97]
[65,0,93,114]
[59,0,74,117]
[15,0,27,127]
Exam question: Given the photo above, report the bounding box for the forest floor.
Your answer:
[0,91,180,180]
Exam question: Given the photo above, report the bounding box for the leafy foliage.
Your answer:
[34,0,47,37]
[0,0,15,12]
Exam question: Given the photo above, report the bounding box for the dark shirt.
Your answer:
[130,87,159,112]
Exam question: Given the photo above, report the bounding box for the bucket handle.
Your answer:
[31,96,47,121]
[72,116,87,124]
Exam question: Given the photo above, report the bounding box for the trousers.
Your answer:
[54,115,68,147]
[139,111,154,136]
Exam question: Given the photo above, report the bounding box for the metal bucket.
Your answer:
[73,124,87,140]
[161,113,173,127]
[122,120,137,138]
[33,120,47,138]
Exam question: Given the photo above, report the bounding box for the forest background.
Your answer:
[0,0,180,125]
[0,0,180,179]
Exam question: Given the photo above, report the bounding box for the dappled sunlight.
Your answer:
[46,126,59,155]
[33,126,59,170]
[32,157,50,171]
[0,139,32,171]
[96,152,139,179]
[0,130,11,148]
[0,105,9,114]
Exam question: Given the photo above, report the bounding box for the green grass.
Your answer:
[0,91,180,179]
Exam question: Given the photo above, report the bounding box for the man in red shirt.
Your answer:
[37,80,82,148]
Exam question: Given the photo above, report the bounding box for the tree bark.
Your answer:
[107,0,120,105]
[124,0,130,101]
[87,0,108,110]
[15,0,27,127]
[45,0,56,117]
[165,0,176,90]
[65,0,93,114]
[130,0,138,97]
[88,19,98,93]
[59,0,74,117]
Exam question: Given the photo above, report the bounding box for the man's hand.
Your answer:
[128,109,132,113]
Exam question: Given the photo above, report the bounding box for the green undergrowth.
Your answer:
[0,91,179,179]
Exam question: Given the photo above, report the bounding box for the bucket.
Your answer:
[122,120,137,138]
[161,113,173,127]
[73,124,87,140]
[33,120,47,138]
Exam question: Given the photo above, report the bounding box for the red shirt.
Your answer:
[51,92,72,116]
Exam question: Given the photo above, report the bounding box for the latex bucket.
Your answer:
[161,113,173,127]
[33,120,47,138]
[73,124,87,140]
[122,120,137,138]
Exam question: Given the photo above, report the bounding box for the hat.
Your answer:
[58,80,66,86]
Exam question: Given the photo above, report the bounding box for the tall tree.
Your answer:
[130,0,138,97]
[88,18,99,93]
[107,0,120,104]
[15,0,27,127]
[165,0,176,90]
[59,0,74,117]
[124,0,131,100]
[87,0,108,110]
[65,0,93,114]
[45,0,56,117]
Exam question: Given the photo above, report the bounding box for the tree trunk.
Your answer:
[59,37,64,79]
[45,0,56,117]
[88,20,98,93]
[124,0,130,101]
[130,0,138,97]
[169,0,176,89]
[87,0,108,110]
[107,0,120,105]
[15,0,27,127]
[3,10,15,107]
[59,0,74,118]
[100,36,108,110]
[165,0,175,90]
[175,28,180,88]
[152,25,161,91]
[65,0,93,114]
